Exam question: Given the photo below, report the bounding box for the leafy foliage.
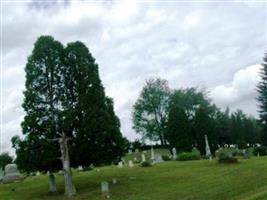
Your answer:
[132,78,171,145]
[0,152,13,170]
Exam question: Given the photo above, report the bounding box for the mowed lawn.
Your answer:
[1,157,267,200]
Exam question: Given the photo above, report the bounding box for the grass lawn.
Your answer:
[1,157,267,200]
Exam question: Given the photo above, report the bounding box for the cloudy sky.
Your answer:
[1,0,266,154]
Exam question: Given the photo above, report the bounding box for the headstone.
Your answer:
[89,163,94,170]
[172,147,177,160]
[128,160,134,167]
[135,149,139,153]
[118,161,123,168]
[243,149,250,159]
[36,171,40,176]
[205,134,212,160]
[141,153,146,162]
[257,152,260,157]
[112,178,117,184]
[101,181,109,194]
[154,154,163,163]
[2,164,23,183]
[77,166,83,171]
[58,170,64,175]
[128,149,133,154]
[0,169,4,181]
[134,157,138,162]
[151,146,155,161]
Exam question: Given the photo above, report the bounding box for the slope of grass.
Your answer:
[1,157,267,200]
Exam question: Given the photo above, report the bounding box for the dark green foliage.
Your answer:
[132,78,171,145]
[217,152,238,164]
[0,152,13,170]
[167,106,192,152]
[257,53,267,145]
[140,161,152,167]
[62,41,125,166]
[13,36,64,173]
[176,151,201,161]
[162,155,171,161]
[253,146,267,156]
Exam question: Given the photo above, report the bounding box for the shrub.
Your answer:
[215,148,242,157]
[217,152,238,164]
[253,146,267,156]
[176,151,201,161]
[162,155,171,161]
[140,161,152,167]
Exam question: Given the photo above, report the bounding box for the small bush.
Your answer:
[177,151,201,161]
[162,155,171,161]
[140,161,152,167]
[253,146,267,156]
[217,152,238,164]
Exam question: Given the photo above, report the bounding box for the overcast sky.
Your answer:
[1,0,267,154]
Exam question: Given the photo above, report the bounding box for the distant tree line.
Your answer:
[132,78,261,154]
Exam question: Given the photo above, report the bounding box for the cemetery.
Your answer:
[1,149,267,200]
[1,1,266,200]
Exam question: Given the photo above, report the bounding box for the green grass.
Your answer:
[1,157,267,200]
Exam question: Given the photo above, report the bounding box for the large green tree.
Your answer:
[132,78,171,145]
[12,36,125,196]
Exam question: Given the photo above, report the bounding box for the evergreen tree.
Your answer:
[257,53,267,145]
[63,41,125,166]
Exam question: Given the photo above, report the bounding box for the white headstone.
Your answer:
[118,161,123,168]
[154,154,163,163]
[135,149,139,153]
[128,149,133,154]
[141,153,146,162]
[112,178,117,184]
[36,171,40,176]
[101,181,109,193]
[205,134,212,160]
[151,146,155,161]
[128,160,134,167]
[134,157,138,162]
[2,164,23,183]
[172,147,177,160]
[78,166,83,171]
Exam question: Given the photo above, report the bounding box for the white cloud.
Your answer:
[210,64,261,116]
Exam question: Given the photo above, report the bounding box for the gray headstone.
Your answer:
[128,160,134,167]
[154,154,163,163]
[101,181,109,193]
[118,161,123,168]
[172,147,177,160]
[2,164,23,183]
[205,134,212,160]
[141,153,146,162]
[151,146,155,161]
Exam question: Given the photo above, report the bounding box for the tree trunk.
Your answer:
[159,134,164,146]
[59,133,76,197]
[48,172,57,193]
